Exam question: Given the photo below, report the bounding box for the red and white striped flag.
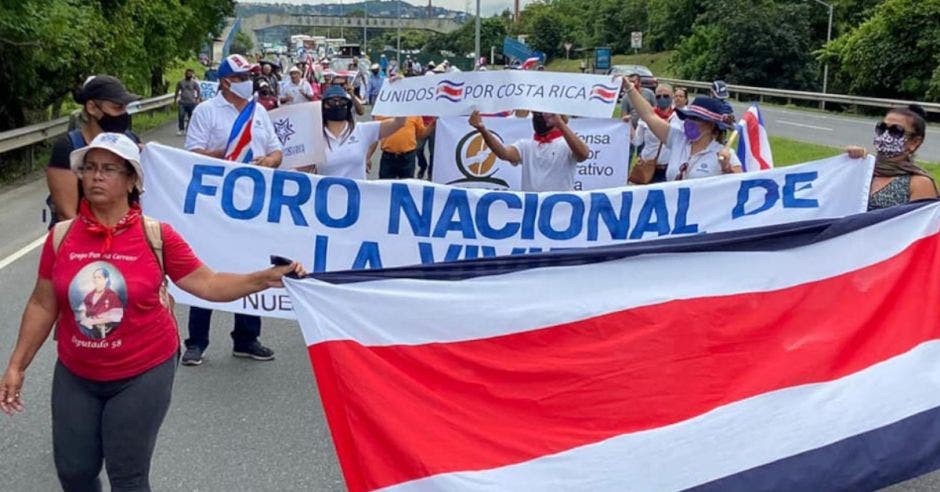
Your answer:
[285,201,940,492]
[520,56,540,70]
[735,103,774,171]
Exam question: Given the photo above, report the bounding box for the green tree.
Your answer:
[230,30,255,56]
[821,0,940,100]
[673,0,817,90]
[526,8,566,57]
[647,0,701,51]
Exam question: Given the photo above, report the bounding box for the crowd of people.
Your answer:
[0,52,937,491]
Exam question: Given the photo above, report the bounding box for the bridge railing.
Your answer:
[657,77,940,114]
[0,94,174,157]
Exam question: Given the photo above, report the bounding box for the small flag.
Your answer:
[521,56,540,70]
[224,99,256,163]
[735,103,774,172]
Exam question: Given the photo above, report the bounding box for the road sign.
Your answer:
[631,32,643,49]
[594,47,612,71]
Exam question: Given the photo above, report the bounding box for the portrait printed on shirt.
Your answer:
[68,261,128,340]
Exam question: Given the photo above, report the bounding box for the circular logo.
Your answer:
[68,261,127,340]
[449,130,510,188]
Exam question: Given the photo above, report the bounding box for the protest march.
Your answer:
[1,43,939,492]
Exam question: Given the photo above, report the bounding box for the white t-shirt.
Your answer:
[664,124,742,181]
[280,79,314,105]
[185,94,282,158]
[320,121,382,180]
[633,112,678,165]
[511,137,578,192]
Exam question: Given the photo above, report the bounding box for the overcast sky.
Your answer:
[240,0,531,17]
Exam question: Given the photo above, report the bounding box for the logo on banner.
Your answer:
[589,84,619,103]
[273,118,296,145]
[436,80,465,102]
[449,131,510,188]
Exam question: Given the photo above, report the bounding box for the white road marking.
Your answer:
[776,120,834,131]
[0,235,46,272]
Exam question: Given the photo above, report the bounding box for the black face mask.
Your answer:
[97,109,132,133]
[371,70,379,75]
[324,105,350,122]
[185,74,193,80]
[532,113,551,135]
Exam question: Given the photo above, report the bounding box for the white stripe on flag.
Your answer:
[378,339,940,492]
[287,203,940,346]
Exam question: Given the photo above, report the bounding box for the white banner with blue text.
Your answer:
[372,71,623,118]
[433,116,630,191]
[267,102,326,169]
[140,143,873,319]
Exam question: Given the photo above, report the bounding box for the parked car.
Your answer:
[608,64,658,90]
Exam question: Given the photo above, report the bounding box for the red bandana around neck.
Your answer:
[533,128,564,144]
[78,200,142,252]
[654,106,674,120]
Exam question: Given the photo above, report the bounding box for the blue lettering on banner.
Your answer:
[672,188,699,234]
[184,164,225,214]
[630,190,670,239]
[269,171,312,226]
[538,194,584,240]
[587,192,632,241]
[732,172,819,219]
[476,192,522,239]
[222,167,265,220]
[314,178,360,228]
[352,241,382,269]
[732,179,779,219]
[432,188,477,239]
[783,172,819,209]
[388,184,435,236]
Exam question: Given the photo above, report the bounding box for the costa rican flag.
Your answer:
[520,56,540,70]
[223,99,256,163]
[304,53,316,82]
[435,80,465,102]
[589,83,621,103]
[735,103,774,171]
[285,201,940,492]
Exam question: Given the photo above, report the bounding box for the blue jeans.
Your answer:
[379,150,416,179]
[178,102,196,131]
[185,306,260,352]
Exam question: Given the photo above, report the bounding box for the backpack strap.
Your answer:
[52,219,75,254]
[67,130,85,150]
[141,216,165,275]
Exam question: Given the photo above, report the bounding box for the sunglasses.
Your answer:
[323,98,350,108]
[875,121,909,138]
[655,94,672,100]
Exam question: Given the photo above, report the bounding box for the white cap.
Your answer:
[288,66,301,73]
[70,133,144,193]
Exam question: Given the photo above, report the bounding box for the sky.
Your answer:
[239,0,533,17]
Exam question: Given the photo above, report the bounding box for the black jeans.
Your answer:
[52,354,177,492]
[185,306,260,352]
[177,102,196,131]
[379,150,416,179]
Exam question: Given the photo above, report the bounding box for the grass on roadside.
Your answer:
[548,51,676,77]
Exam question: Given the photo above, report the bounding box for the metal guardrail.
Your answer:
[658,77,940,114]
[0,93,175,155]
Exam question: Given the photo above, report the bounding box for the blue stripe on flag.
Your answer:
[305,201,936,285]
[687,403,940,492]
[226,99,256,150]
[735,123,748,172]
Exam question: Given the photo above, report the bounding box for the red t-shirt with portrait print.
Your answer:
[38,217,202,382]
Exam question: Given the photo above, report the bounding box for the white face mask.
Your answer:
[228,79,254,100]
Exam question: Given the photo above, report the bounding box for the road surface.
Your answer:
[0,108,937,491]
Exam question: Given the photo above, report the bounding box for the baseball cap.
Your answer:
[288,66,301,73]
[711,80,729,99]
[371,63,380,70]
[75,75,141,105]
[69,133,145,193]
[218,54,256,78]
[322,85,351,101]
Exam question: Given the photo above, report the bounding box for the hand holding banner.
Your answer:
[372,71,623,119]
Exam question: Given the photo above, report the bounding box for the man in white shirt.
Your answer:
[468,110,590,192]
[182,54,283,367]
[279,66,315,105]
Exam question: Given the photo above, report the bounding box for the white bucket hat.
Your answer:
[70,132,144,193]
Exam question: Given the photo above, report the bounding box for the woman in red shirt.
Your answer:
[0,133,305,491]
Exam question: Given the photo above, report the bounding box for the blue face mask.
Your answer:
[655,96,672,110]
[683,119,702,141]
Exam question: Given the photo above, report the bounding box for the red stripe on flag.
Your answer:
[226,121,253,161]
[592,88,617,99]
[309,233,940,491]
[437,86,463,97]
[743,111,772,170]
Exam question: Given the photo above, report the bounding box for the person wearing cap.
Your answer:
[0,133,305,491]
[380,53,389,75]
[315,85,405,179]
[183,54,284,366]
[625,82,742,181]
[46,75,141,229]
[174,68,202,136]
[468,110,589,191]
[280,65,316,105]
[710,80,735,121]
[367,63,384,106]
[256,81,278,110]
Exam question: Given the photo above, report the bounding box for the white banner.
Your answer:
[267,102,326,169]
[433,116,630,191]
[373,71,623,119]
[140,143,873,319]
[198,80,219,100]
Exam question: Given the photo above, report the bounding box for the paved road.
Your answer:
[727,101,940,162]
[0,109,937,491]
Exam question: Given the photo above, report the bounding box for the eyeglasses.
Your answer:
[875,121,909,138]
[78,163,128,178]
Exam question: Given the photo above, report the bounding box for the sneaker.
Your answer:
[176,130,184,136]
[233,341,275,361]
[181,346,205,366]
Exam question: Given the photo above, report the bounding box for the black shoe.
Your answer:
[232,341,275,361]
[181,346,205,366]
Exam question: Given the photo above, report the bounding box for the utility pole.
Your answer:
[364,0,368,57]
[397,0,401,65]
[474,0,481,70]
[810,0,833,109]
